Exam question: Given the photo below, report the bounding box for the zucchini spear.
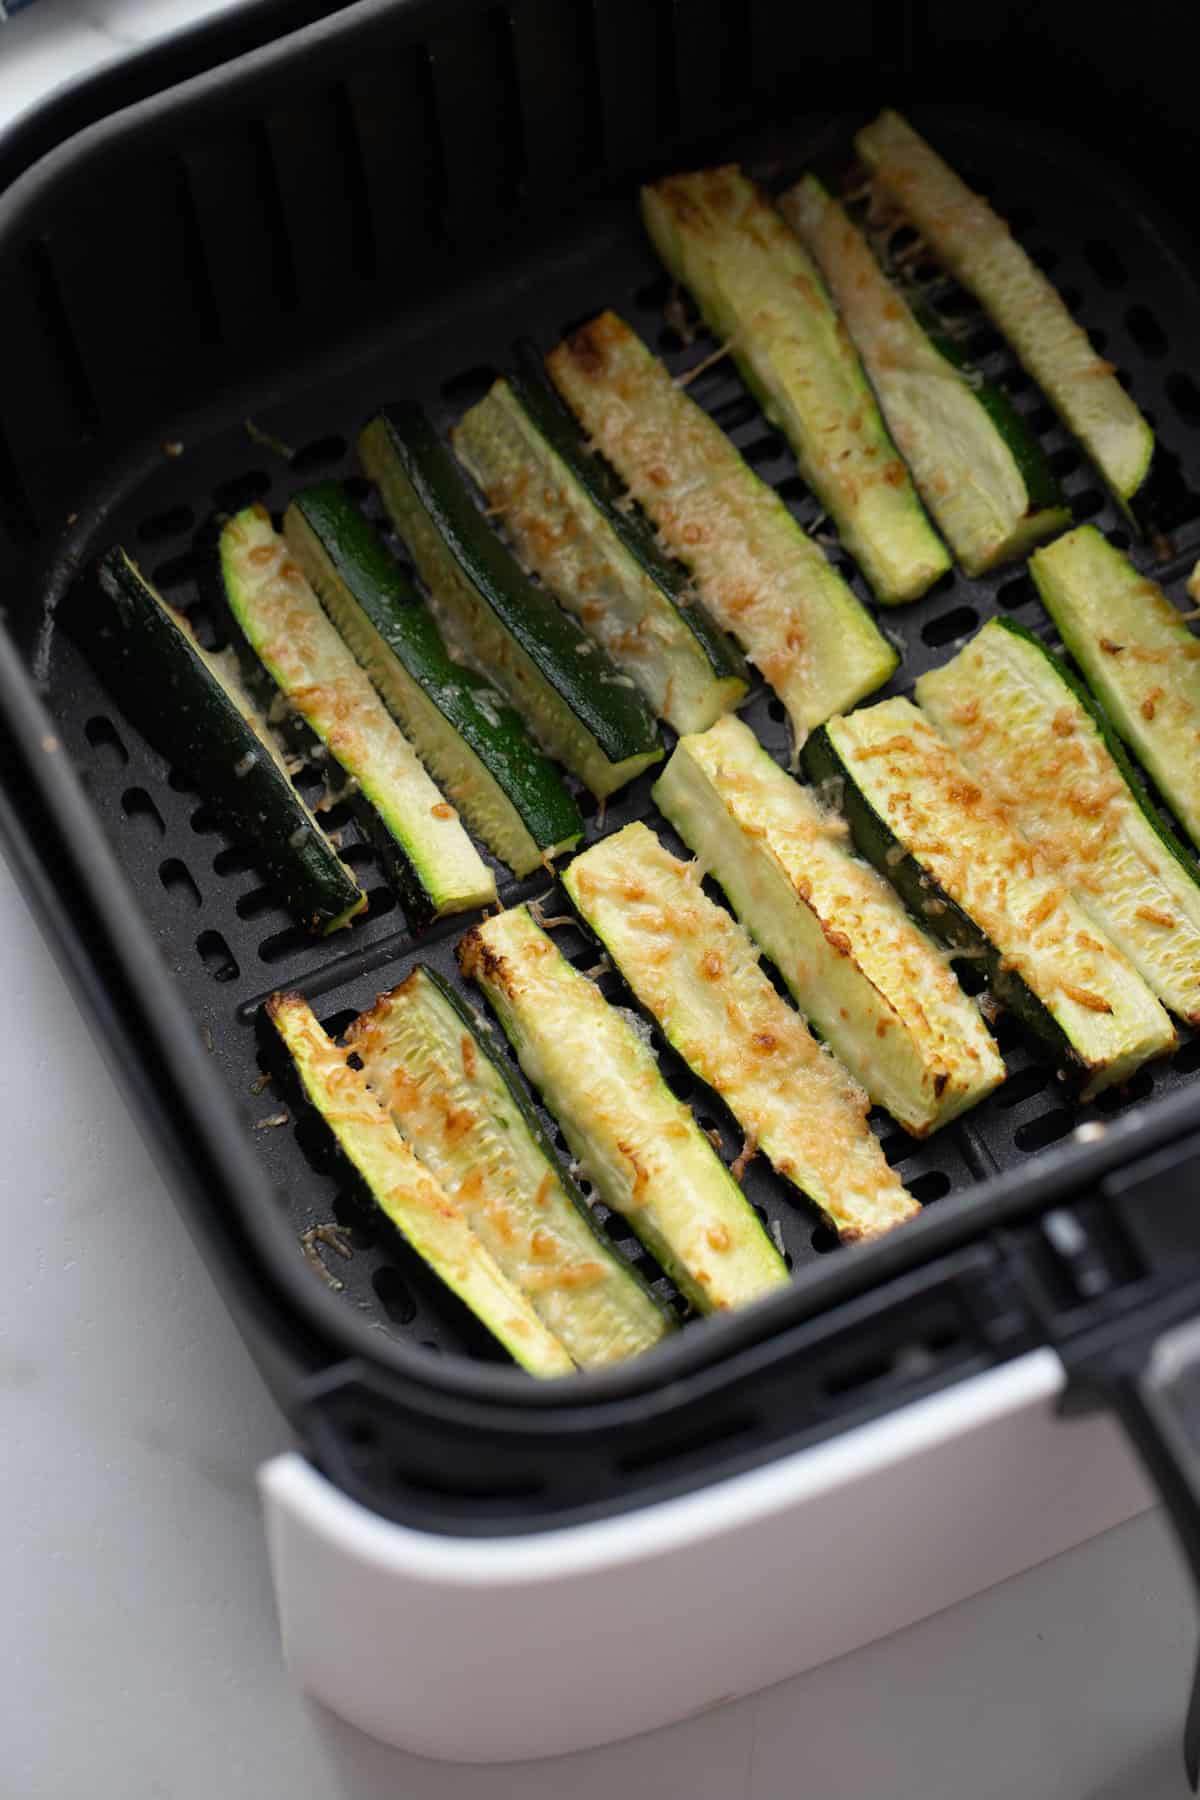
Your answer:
[453,350,749,735]
[804,696,1176,1096]
[564,822,921,1242]
[641,164,949,603]
[284,483,583,878]
[359,405,662,799]
[855,110,1154,516]
[1031,526,1200,855]
[220,505,496,925]
[781,175,1068,576]
[547,312,897,741]
[347,965,672,1367]
[91,548,365,933]
[267,991,575,1377]
[459,904,788,1311]
[918,615,1200,1024]
[654,714,1005,1134]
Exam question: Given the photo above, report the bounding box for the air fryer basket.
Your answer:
[8,0,1200,1605]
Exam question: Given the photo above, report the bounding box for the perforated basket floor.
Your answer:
[40,111,1200,1371]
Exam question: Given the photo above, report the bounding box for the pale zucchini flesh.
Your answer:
[346,966,671,1367]
[358,409,662,799]
[220,506,495,921]
[283,491,582,878]
[1030,526,1200,854]
[781,175,1069,577]
[918,616,1200,1025]
[807,697,1176,1095]
[453,375,748,735]
[547,311,898,741]
[564,822,920,1241]
[653,715,1005,1134]
[641,166,949,604]
[855,110,1154,510]
[266,992,574,1378]
[458,905,788,1311]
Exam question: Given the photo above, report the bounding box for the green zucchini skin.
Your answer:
[348,963,673,1365]
[923,323,1064,517]
[993,615,1200,883]
[359,404,663,797]
[89,548,365,933]
[802,722,1076,1072]
[219,505,496,931]
[506,342,748,689]
[285,484,583,877]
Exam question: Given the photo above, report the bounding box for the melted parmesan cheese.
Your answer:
[266,992,573,1375]
[782,176,1065,576]
[919,619,1200,1023]
[1032,527,1200,854]
[547,311,896,740]
[460,905,788,1310]
[642,167,948,603]
[221,507,494,912]
[655,715,1004,1132]
[828,697,1175,1089]
[564,822,920,1240]
[347,970,667,1365]
[856,111,1153,502]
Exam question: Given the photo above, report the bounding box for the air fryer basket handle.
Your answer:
[1083,1316,1200,1789]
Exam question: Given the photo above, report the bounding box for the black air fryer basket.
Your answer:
[7,0,1200,1767]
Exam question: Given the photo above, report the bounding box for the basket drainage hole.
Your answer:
[440,364,497,408]
[1125,304,1167,359]
[907,1170,951,1204]
[766,698,786,723]
[137,503,195,544]
[372,1265,417,1326]
[120,787,164,836]
[1071,489,1105,522]
[1084,239,1128,289]
[1014,1108,1073,1152]
[810,1222,839,1254]
[212,469,271,513]
[158,858,201,908]
[997,1064,1050,1109]
[1175,1036,1200,1076]
[921,606,978,648]
[1168,372,1200,428]
[196,929,239,983]
[291,433,348,476]
[85,715,128,765]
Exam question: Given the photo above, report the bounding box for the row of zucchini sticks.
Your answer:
[77,111,1200,1376]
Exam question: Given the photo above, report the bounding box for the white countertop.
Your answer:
[2,7,1198,1796]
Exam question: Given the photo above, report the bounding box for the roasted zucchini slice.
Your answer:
[359,406,662,799]
[91,548,365,933]
[220,506,495,923]
[452,352,748,735]
[856,110,1154,514]
[642,165,949,603]
[781,175,1069,576]
[804,697,1176,1095]
[1031,526,1200,854]
[266,992,574,1377]
[346,965,671,1366]
[653,715,1005,1134]
[564,823,920,1241]
[284,484,582,878]
[547,312,897,741]
[918,616,1200,1024]
[458,905,787,1311]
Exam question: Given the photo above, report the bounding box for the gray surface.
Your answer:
[3,844,1198,1800]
